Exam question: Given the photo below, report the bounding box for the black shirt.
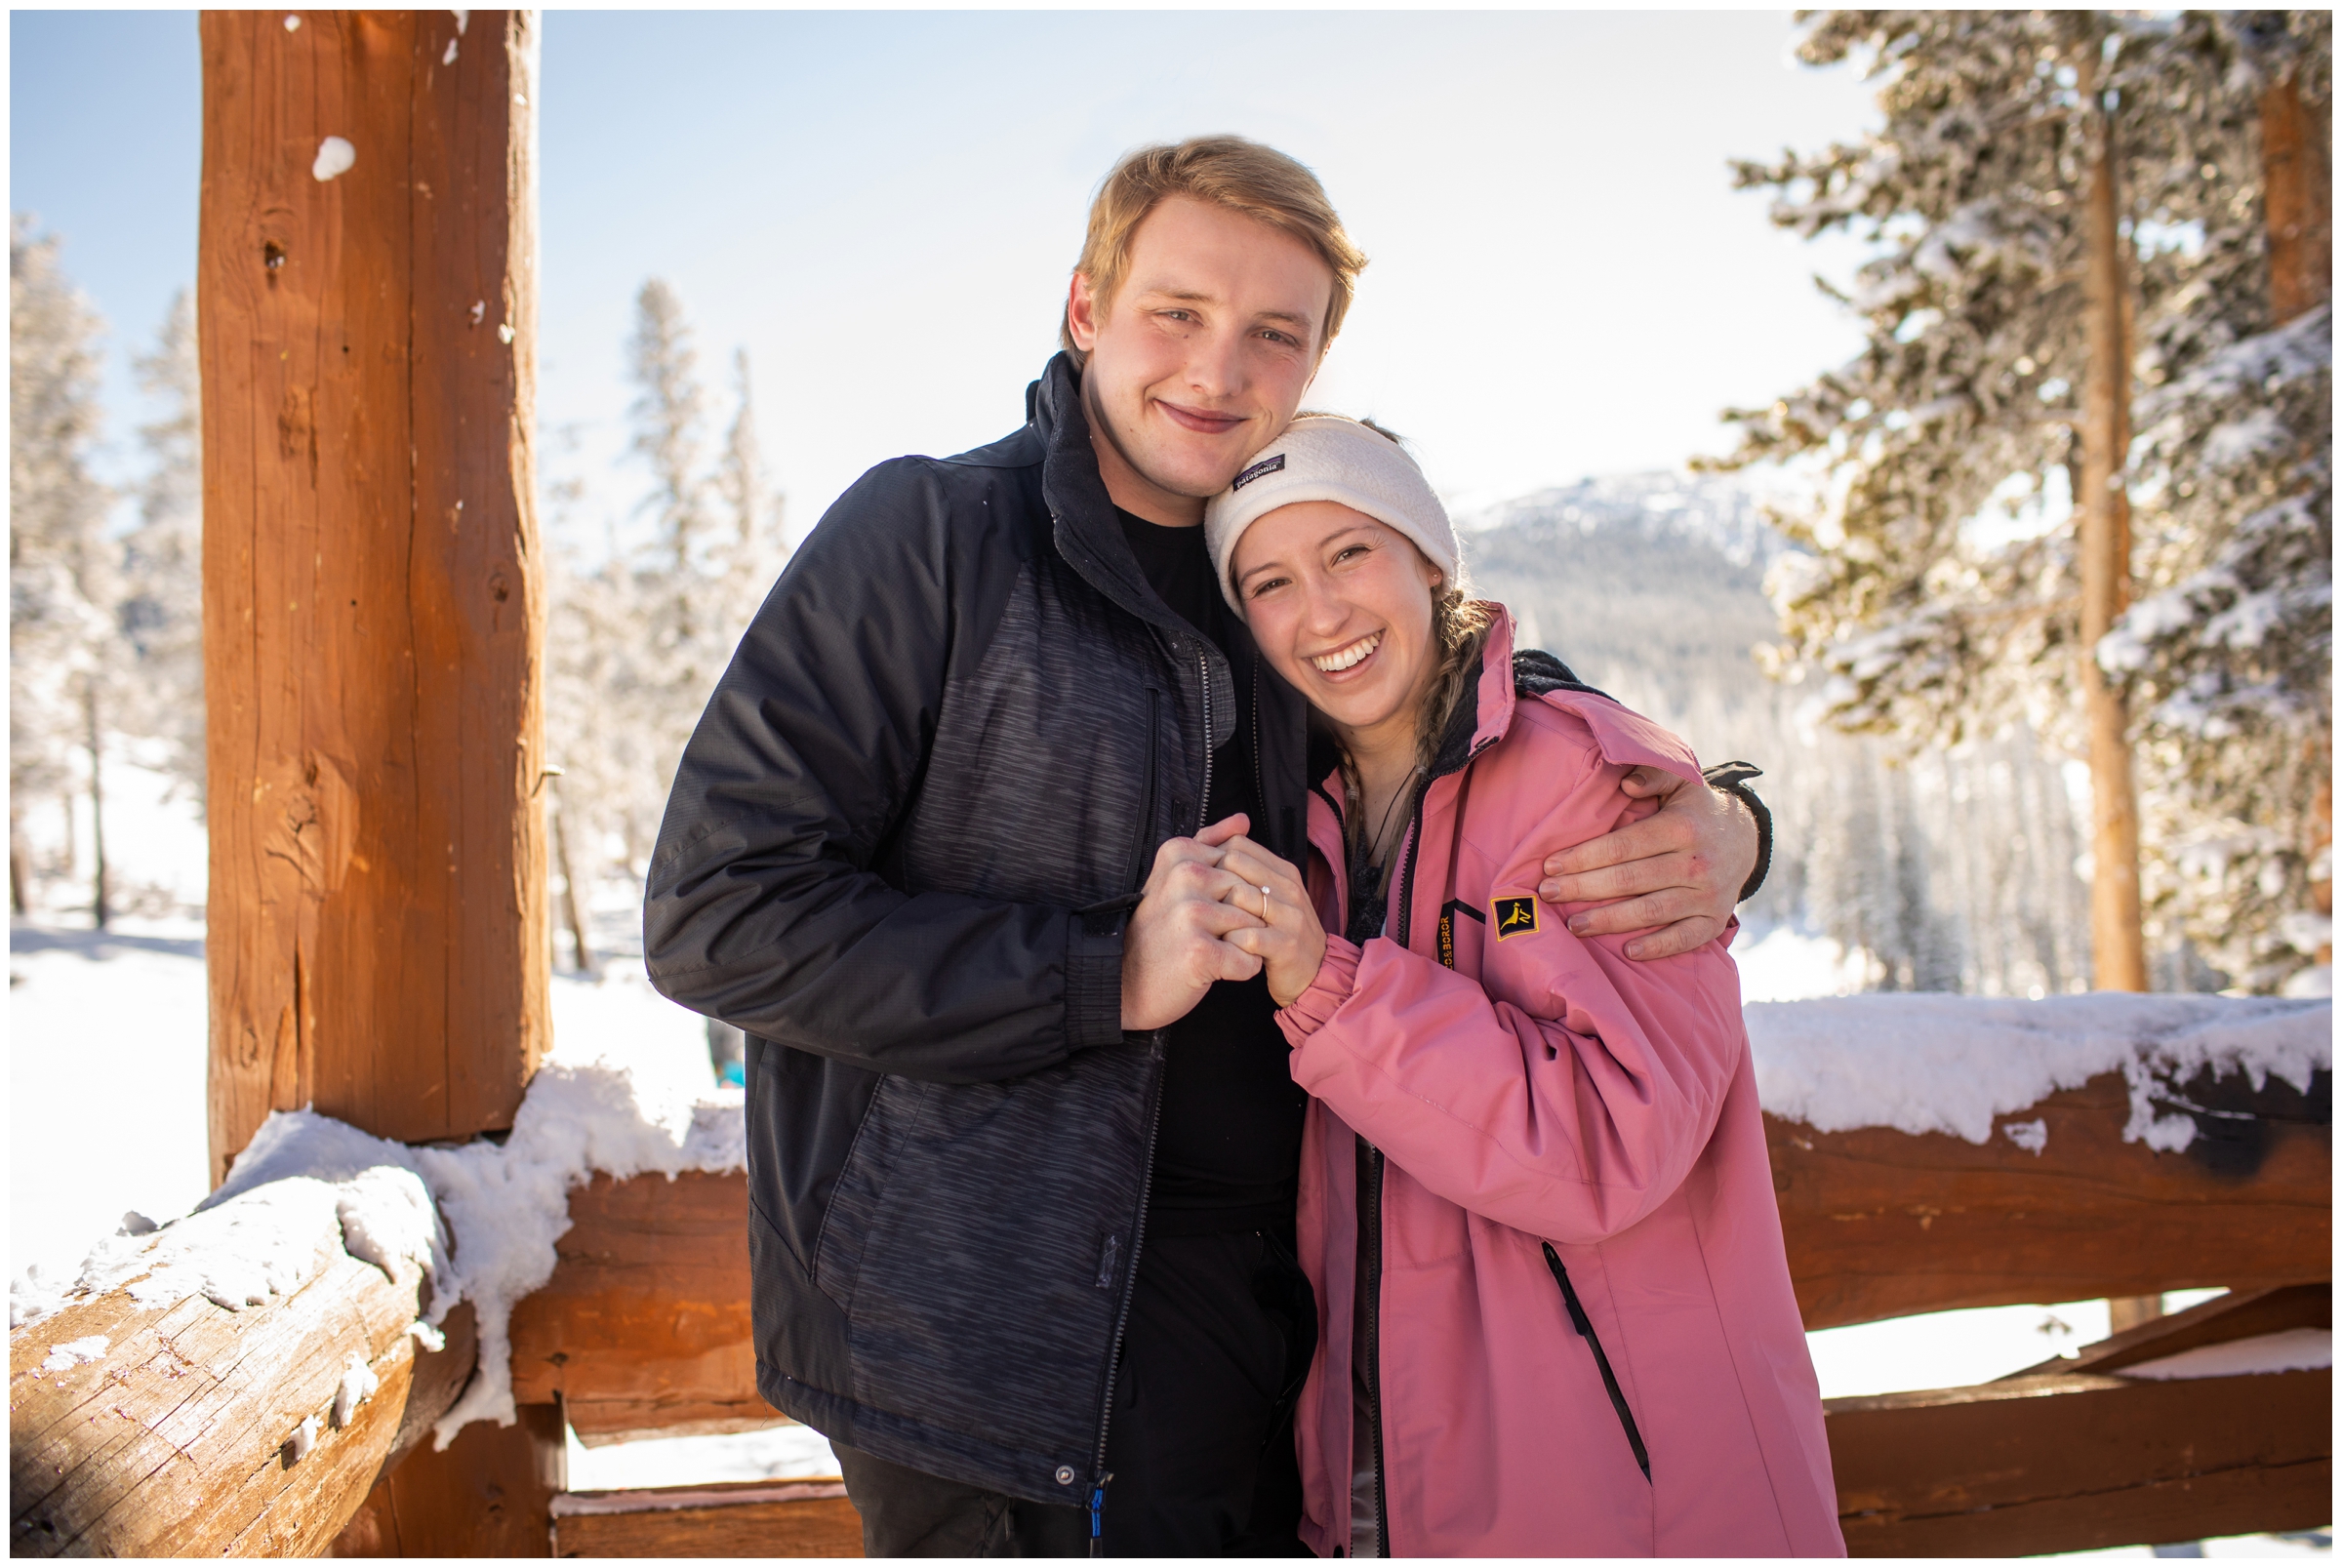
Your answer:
[1118,508,1308,1235]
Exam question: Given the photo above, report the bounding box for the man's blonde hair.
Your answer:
[1062,136,1368,366]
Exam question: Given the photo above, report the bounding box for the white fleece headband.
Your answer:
[1202,416,1460,613]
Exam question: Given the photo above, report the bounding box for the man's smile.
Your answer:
[1154,398,1247,436]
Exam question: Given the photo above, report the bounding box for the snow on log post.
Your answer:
[198,10,549,1181]
[2075,53,2149,993]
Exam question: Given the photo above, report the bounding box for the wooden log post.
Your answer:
[9,1220,478,1557]
[200,9,548,1178]
[197,12,556,1555]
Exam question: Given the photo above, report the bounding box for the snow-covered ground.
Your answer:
[7,757,2327,1551]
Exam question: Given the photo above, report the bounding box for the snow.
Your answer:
[2000,1116,2048,1154]
[2122,1328,2331,1382]
[10,921,212,1290]
[39,1334,108,1373]
[310,136,355,182]
[564,1423,839,1491]
[1809,1297,2111,1398]
[442,37,458,65]
[334,1351,380,1426]
[1746,992,2330,1149]
[287,1413,319,1462]
[1734,925,1874,1002]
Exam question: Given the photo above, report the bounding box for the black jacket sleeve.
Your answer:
[1700,761,1773,905]
[641,459,1127,1085]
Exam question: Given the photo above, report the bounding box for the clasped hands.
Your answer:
[1120,815,1323,1030]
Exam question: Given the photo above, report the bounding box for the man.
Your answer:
[644,137,1766,1556]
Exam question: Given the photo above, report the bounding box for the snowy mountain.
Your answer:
[1460,470,2105,998]
[1460,471,1785,716]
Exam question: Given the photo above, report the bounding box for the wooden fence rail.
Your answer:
[11,1061,2327,1556]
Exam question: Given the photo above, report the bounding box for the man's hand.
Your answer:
[1121,815,1267,1031]
[1536,768,1758,961]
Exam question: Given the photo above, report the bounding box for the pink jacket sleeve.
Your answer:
[1277,735,1750,1245]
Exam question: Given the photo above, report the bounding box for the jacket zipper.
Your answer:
[1541,1242,1652,1482]
[1087,1038,1163,1553]
[1357,779,1427,1557]
[1357,1136,1391,1557]
[1357,744,1493,1554]
[1195,648,1214,833]
[1249,659,1266,845]
[1089,643,1215,1552]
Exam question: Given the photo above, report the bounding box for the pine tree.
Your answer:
[2104,15,2332,991]
[1711,11,2328,991]
[713,347,786,647]
[10,217,118,922]
[118,288,207,809]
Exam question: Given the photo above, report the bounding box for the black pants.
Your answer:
[836,1229,1315,1557]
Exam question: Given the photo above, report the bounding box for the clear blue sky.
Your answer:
[12,9,1880,540]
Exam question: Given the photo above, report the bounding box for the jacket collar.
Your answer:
[1030,352,1197,640]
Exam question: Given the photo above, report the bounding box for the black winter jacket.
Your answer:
[644,353,1313,1506]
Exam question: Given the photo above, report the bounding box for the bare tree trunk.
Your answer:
[2078,84,2148,992]
[2261,71,2332,327]
[84,679,110,930]
[2262,68,2332,960]
[10,803,31,916]
[550,790,599,981]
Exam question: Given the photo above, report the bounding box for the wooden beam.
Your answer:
[328,1400,564,1556]
[200,9,547,1179]
[1770,1070,2330,1329]
[1829,1368,2330,1555]
[508,1172,779,1443]
[9,1232,476,1556]
[2002,1282,2330,1381]
[549,1480,864,1557]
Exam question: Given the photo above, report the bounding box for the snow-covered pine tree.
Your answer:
[117,288,207,810]
[714,346,786,638]
[542,285,789,953]
[2104,15,2331,992]
[10,218,119,922]
[1710,11,2329,991]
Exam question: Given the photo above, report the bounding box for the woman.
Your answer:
[1187,417,1842,1556]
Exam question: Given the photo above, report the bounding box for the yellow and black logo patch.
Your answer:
[1492,896,1540,940]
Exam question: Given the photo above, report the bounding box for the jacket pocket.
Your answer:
[1541,1242,1651,1482]
[812,1075,932,1314]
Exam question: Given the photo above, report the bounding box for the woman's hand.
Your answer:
[1214,831,1327,1010]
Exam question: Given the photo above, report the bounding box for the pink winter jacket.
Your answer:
[1275,612,1842,1557]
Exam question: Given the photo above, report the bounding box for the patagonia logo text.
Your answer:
[1232,453,1286,490]
[1492,896,1540,940]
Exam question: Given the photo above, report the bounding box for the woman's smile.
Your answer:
[1309,630,1382,676]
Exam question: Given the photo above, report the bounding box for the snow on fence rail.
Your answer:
[1748,991,2329,1149]
[10,993,2331,1557]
